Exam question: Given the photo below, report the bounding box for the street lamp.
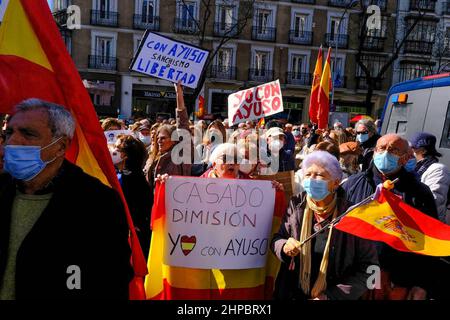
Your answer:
[331,0,359,108]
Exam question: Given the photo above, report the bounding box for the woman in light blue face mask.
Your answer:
[271,151,378,301]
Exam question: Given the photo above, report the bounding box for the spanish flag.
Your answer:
[336,189,450,256]
[0,0,147,298]
[317,47,332,130]
[145,181,286,299]
[309,46,322,125]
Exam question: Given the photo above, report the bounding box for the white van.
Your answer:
[381,73,450,168]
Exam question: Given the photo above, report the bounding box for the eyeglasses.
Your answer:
[356,131,369,135]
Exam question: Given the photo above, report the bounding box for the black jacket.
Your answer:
[359,134,380,172]
[341,164,438,291]
[0,161,132,299]
[120,170,153,260]
[271,188,379,300]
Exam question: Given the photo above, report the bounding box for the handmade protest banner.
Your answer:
[130,31,209,89]
[104,130,133,146]
[163,177,276,269]
[228,80,284,126]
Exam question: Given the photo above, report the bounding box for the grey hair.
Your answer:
[355,119,377,135]
[301,150,343,182]
[13,98,76,139]
[210,143,237,164]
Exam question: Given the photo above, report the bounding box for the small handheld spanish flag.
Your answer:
[336,187,450,257]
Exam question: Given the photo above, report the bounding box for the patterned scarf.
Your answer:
[415,156,438,178]
[299,195,338,298]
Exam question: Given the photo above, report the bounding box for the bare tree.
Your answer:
[355,0,427,116]
[434,19,450,73]
[172,0,256,115]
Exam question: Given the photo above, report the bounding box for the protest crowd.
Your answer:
[1,79,450,301]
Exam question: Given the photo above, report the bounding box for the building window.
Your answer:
[134,0,159,30]
[54,0,70,11]
[215,1,238,37]
[400,62,433,82]
[249,48,273,82]
[406,19,436,42]
[252,4,276,41]
[141,0,155,23]
[326,13,349,48]
[90,32,117,70]
[175,0,199,33]
[92,0,118,26]
[218,48,233,71]
[356,55,386,89]
[287,53,310,85]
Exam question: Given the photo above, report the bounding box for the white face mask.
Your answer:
[239,159,255,175]
[110,149,123,165]
[138,132,151,146]
[270,139,284,152]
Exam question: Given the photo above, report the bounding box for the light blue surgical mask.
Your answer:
[302,178,330,201]
[138,133,151,146]
[404,157,417,173]
[373,151,400,174]
[4,137,62,181]
[357,133,369,143]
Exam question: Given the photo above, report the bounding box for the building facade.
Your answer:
[392,0,450,84]
[53,0,398,123]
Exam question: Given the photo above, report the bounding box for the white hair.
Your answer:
[301,150,343,182]
[14,98,76,139]
[210,143,237,164]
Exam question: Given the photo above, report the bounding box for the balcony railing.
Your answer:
[286,72,312,86]
[248,68,274,82]
[410,0,436,12]
[443,1,450,15]
[213,22,239,38]
[90,10,119,27]
[174,18,199,34]
[251,26,277,42]
[328,0,354,8]
[208,65,237,80]
[53,10,68,28]
[291,0,316,4]
[333,75,347,88]
[289,30,313,45]
[403,40,434,54]
[356,76,383,90]
[325,33,349,49]
[88,55,117,71]
[133,15,160,31]
[362,36,386,51]
[364,0,387,11]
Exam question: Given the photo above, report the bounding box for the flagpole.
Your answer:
[296,178,399,248]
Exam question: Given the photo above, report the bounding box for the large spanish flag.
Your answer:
[308,46,322,125]
[145,181,286,300]
[317,47,332,130]
[0,0,147,298]
[336,189,450,256]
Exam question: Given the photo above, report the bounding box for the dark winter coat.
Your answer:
[271,188,379,300]
[0,161,132,299]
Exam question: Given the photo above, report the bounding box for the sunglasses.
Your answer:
[356,131,369,135]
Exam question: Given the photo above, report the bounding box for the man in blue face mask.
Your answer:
[0,99,132,299]
[355,119,380,172]
[342,133,440,300]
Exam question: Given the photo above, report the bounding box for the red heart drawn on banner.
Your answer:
[180,235,197,256]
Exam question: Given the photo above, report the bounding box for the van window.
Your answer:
[386,103,408,135]
[440,101,450,149]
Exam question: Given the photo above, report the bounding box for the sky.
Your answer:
[47,0,53,10]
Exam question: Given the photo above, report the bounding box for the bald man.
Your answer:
[342,134,438,300]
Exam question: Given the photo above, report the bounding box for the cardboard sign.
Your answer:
[163,177,276,269]
[228,80,284,126]
[130,32,209,89]
[104,130,133,145]
[255,170,295,207]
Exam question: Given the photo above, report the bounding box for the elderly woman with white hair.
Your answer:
[271,151,378,300]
